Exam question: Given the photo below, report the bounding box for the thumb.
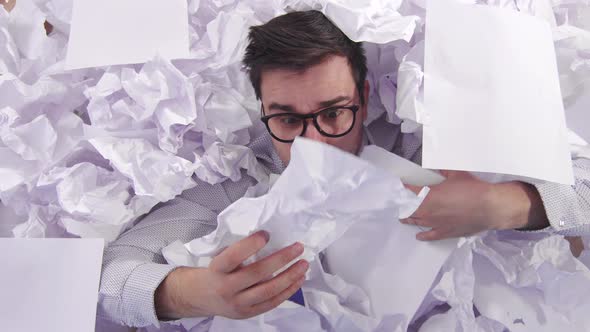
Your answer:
[439,170,472,179]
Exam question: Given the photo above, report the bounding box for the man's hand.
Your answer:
[1,0,16,12]
[155,231,308,320]
[400,170,549,241]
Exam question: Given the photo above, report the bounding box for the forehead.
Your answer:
[260,56,356,109]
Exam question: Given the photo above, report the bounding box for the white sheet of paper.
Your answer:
[422,0,574,185]
[163,138,424,270]
[360,145,445,187]
[65,0,189,69]
[0,239,104,332]
[163,138,429,331]
[323,145,458,330]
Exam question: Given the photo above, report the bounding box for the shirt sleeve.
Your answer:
[532,156,590,236]
[97,175,256,327]
[388,126,590,236]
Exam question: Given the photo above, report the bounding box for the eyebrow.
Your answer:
[267,95,352,113]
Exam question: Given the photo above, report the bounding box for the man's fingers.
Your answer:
[210,231,270,273]
[400,217,432,228]
[243,275,305,318]
[438,170,453,178]
[404,204,429,220]
[439,169,471,179]
[404,184,422,194]
[235,259,309,307]
[416,227,450,241]
[229,242,305,290]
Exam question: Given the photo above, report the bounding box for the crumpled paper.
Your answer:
[192,141,270,197]
[88,136,197,202]
[163,137,423,267]
[394,40,425,135]
[0,8,20,75]
[322,0,419,44]
[416,231,590,332]
[0,0,265,239]
[161,137,426,331]
[2,1,590,330]
[472,232,590,331]
[1,0,431,241]
[0,106,85,191]
[87,56,199,154]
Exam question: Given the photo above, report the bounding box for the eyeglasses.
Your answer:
[260,105,360,143]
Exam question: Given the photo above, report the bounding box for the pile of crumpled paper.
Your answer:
[1,0,588,241]
[1,0,589,331]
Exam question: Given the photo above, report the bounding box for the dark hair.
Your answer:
[243,10,368,105]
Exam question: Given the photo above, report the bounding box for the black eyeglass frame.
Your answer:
[260,105,360,143]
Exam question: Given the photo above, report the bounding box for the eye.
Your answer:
[324,109,342,119]
[280,116,301,125]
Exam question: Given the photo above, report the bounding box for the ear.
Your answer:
[362,80,370,121]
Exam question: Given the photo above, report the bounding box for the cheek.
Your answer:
[328,131,361,155]
[272,141,292,165]
[340,122,364,154]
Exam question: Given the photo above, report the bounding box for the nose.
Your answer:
[302,120,328,143]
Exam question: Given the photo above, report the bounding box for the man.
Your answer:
[99,10,590,327]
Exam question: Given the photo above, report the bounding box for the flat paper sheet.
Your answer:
[360,145,446,186]
[0,239,105,332]
[323,145,458,329]
[65,0,189,69]
[423,0,574,185]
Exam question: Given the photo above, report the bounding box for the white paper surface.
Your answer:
[471,233,590,331]
[1,0,584,245]
[0,6,20,75]
[323,144,457,331]
[322,0,419,44]
[162,137,426,331]
[65,0,190,69]
[395,40,426,136]
[473,254,576,331]
[2,1,590,330]
[323,219,458,328]
[360,145,445,186]
[164,137,424,269]
[423,0,574,185]
[0,238,104,332]
[7,0,51,61]
[414,230,590,332]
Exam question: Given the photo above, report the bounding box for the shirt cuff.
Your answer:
[533,181,573,234]
[121,262,178,328]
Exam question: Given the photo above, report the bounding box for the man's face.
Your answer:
[260,55,369,166]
